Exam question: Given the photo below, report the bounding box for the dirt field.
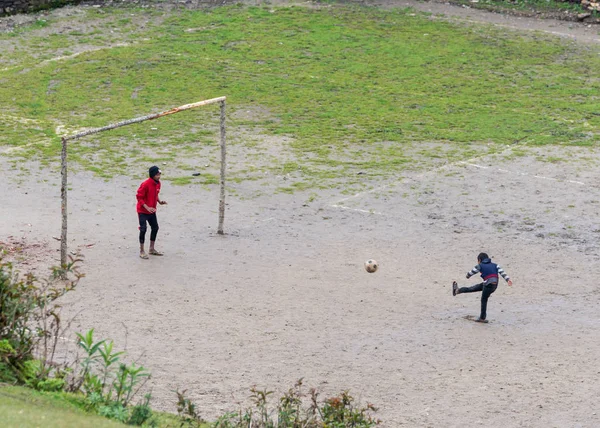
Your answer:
[2,2,600,427]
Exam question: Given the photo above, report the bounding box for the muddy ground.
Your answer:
[1,2,600,427]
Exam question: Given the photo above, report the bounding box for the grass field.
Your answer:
[1,3,599,191]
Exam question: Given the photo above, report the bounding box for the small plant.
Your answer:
[73,328,105,395]
[112,362,151,407]
[70,329,152,425]
[316,390,381,427]
[209,379,380,427]
[99,339,125,399]
[127,393,154,426]
[99,401,129,423]
[176,389,206,427]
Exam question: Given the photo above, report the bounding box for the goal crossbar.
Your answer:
[60,97,227,270]
[63,96,226,141]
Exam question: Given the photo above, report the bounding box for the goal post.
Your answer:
[60,96,227,269]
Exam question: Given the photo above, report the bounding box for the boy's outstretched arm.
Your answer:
[497,265,513,286]
[466,265,480,279]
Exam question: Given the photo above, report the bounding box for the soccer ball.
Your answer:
[365,259,378,273]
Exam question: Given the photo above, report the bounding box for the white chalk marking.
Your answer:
[330,144,520,209]
[463,163,488,169]
[330,204,385,216]
[333,182,395,205]
[0,43,132,73]
[460,162,587,186]
[330,204,454,230]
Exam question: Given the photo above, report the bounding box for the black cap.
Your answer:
[149,166,161,178]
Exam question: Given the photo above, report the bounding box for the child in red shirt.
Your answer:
[136,166,167,259]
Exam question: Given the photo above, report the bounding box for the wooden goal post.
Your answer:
[60,97,227,269]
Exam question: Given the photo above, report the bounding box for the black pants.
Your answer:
[138,213,159,244]
[458,282,498,320]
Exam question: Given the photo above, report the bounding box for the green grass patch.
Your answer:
[0,385,127,427]
[0,4,599,192]
[0,384,205,427]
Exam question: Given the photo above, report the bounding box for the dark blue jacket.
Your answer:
[466,258,510,284]
[478,258,499,282]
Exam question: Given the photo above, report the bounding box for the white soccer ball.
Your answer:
[365,259,378,273]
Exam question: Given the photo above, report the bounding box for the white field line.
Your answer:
[332,161,458,206]
[55,335,76,343]
[462,162,587,186]
[40,44,130,64]
[329,204,385,216]
[0,114,44,125]
[233,216,276,231]
[329,204,449,228]
[329,148,500,210]
[0,43,132,73]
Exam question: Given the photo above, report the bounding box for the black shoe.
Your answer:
[475,318,489,323]
[452,281,458,296]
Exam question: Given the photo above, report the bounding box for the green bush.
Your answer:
[0,339,17,382]
[0,256,87,397]
[127,394,154,426]
[0,256,82,376]
[37,377,67,392]
[0,339,15,357]
[18,359,42,388]
[0,361,18,383]
[99,401,129,423]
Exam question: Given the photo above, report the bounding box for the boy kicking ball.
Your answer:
[453,252,513,323]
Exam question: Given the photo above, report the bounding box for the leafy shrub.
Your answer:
[0,256,82,378]
[37,377,67,392]
[127,394,154,426]
[96,393,154,426]
[0,339,18,382]
[18,359,42,388]
[0,361,17,383]
[99,401,129,423]
[0,339,15,357]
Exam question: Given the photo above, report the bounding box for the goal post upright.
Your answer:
[60,136,68,273]
[60,96,227,269]
[218,99,226,235]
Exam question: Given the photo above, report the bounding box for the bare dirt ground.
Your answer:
[2,2,600,427]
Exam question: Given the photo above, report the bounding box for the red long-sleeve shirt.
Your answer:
[136,178,161,214]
